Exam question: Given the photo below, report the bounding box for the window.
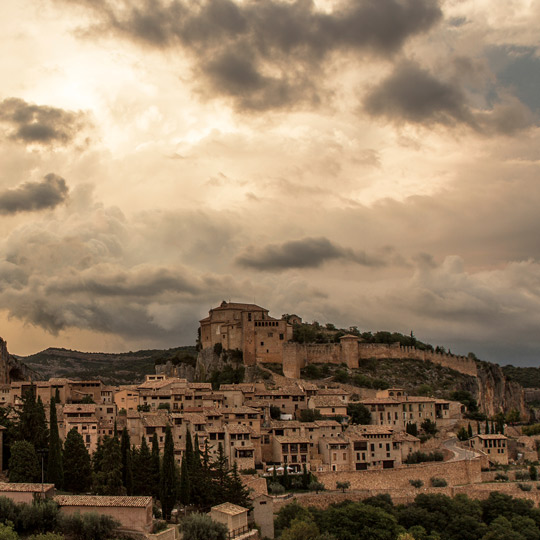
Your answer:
[280,334,284,340]
[261,341,264,346]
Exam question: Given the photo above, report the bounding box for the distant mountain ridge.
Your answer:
[18,345,197,385]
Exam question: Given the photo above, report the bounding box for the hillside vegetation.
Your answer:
[301,356,476,398]
[19,346,196,384]
[502,365,540,389]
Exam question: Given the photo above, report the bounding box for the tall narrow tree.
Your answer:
[225,463,251,509]
[94,436,125,495]
[120,428,133,495]
[151,432,161,499]
[47,398,63,488]
[63,428,92,493]
[179,454,191,506]
[160,425,177,520]
[133,436,153,496]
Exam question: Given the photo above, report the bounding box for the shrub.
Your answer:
[16,500,59,536]
[494,473,509,482]
[269,482,285,495]
[213,343,223,356]
[409,479,424,488]
[27,534,65,540]
[530,465,538,481]
[308,481,325,493]
[153,520,168,533]
[430,477,448,487]
[518,483,532,492]
[181,513,227,540]
[333,369,349,383]
[57,511,120,540]
[0,523,18,540]
[515,470,530,481]
[404,451,444,465]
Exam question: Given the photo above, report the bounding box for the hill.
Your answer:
[18,345,197,385]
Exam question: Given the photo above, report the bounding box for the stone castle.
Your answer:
[199,301,478,378]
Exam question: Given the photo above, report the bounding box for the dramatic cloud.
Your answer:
[0,98,88,146]
[236,237,388,271]
[60,0,442,110]
[364,60,536,134]
[0,174,69,215]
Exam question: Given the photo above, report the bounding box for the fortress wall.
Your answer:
[315,457,482,491]
[358,343,478,377]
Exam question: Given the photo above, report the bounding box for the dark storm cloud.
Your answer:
[63,0,442,110]
[0,98,87,145]
[364,61,474,127]
[236,236,386,271]
[364,61,536,134]
[0,174,69,215]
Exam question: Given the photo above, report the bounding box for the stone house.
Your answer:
[272,435,311,472]
[54,495,153,533]
[470,434,508,465]
[62,404,99,453]
[114,386,140,412]
[0,483,55,503]
[210,502,251,539]
[307,396,348,418]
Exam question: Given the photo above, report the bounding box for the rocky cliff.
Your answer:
[0,337,33,383]
[473,361,528,420]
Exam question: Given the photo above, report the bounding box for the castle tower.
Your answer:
[339,334,359,369]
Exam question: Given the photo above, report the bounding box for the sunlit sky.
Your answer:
[1,0,539,366]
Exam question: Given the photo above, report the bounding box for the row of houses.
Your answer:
[1,375,468,473]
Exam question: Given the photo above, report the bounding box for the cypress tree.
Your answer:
[94,436,125,495]
[212,443,229,503]
[151,432,161,499]
[133,436,153,496]
[160,425,177,520]
[485,419,490,435]
[179,455,190,506]
[9,441,40,483]
[17,386,48,454]
[47,398,63,488]
[467,423,473,439]
[120,428,133,495]
[64,427,92,493]
[54,387,61,404]
[225,463,251,509]
[491,421,496,434]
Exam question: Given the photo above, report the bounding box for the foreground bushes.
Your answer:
[0,497,120,540]
[404,451,444,464]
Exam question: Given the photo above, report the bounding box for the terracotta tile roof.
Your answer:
[63,404,96,413]
[360,398,400,405]
[317,388,350,396]
[274,435,311,444]
[211,502,248,515]
[142,414,169,427]
[314,420,342,427]
[223,406,260,415]
[310,396,347,408]
[0,483,55,492]
[54,495,152,507]
[475,434,508,440]
[270,420,302,429]
[190,383,213,390]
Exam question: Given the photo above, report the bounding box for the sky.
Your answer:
[0,0,539,366]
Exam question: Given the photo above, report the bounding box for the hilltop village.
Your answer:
[0,301,540,539]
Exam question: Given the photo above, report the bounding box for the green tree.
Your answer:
[225,463,251,509]
[17,387,48,455]
[151,432,161,499]
[0,523,18,540]
[336,481,350,493]
[282,518,320,540]
[132,436,153,496]
[63,428,92,493]
[94,436,124,495]
[179,455,191,506]
[160,425,177,520]
[181,513,227,540]
[347,403,371,425]
[9,440,40,482]
[120,428,133,495]
[47,398,63,489]
[468,423,473,438]
[529,465,538,481]
[275,501,313,537]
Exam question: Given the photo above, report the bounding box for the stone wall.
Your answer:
[281,340,478,380]
[315,457,482,491]
[357,343,478,377]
